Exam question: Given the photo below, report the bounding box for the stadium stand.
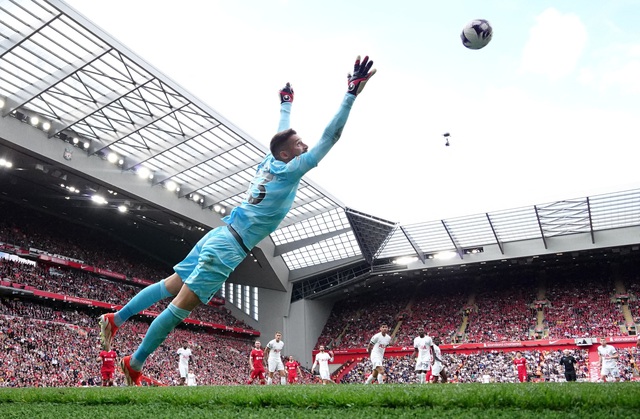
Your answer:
[0,299,253,387]
[315,265,640,349]
[0,205,255,333]
[1,177,639,386]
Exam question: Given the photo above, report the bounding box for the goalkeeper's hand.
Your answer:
[279,82,294,103]
[347,55,376,96]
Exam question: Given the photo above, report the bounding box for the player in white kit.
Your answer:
[176,342,193,386]
[431,337,447,383]
[311,345,335,385]
[597,337,620,382]
[264,331,286,385]
[412,327,433,384]
[186,370,197,386]
[364,324,392,384]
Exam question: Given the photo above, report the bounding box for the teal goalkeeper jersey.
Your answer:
[222,93,356,249]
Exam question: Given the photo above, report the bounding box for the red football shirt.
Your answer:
[285,361,299,375]
[99,350,117,372]
[513,357,527,371]
[251,349,265,370]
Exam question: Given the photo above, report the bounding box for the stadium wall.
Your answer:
[252,287,291,344]
[286,298,335,367]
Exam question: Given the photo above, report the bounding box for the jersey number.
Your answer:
[247,172,274,205]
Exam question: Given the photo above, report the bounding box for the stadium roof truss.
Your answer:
[2,1,640,285]
[376,190,640,261]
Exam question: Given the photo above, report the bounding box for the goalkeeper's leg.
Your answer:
[100,274,180,349]
[128,284,200,372]
[114,273,181,326]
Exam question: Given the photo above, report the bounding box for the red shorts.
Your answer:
[518,371,527,382]
[287,374,298,384]
[250,369,265,380]
[101,370,115,380]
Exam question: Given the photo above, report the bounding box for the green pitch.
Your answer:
[1,383,639,418]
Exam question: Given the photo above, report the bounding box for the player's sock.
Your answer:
[130,303,190,370]
[280,376,286,385]
[266,377,272,385]
[418,373,425,384]
[364,374,374,384]
[114,280,173,327]
[377,374,384,384]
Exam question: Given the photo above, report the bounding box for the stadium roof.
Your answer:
[2,0,640,289]
[376,189,640,261]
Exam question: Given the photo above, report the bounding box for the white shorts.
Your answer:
[432,361,443,376]
[415,358,431,372]
[371,356,384,368]
[319,368,330,380]
[601,365,619,378]
[268,358,284,373]
[179,364,189,378]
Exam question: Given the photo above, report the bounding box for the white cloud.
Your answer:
[600,59,640,94]
[580,43,640,94]
[520,8,588,80]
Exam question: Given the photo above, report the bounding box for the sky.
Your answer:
[65,0,640,224]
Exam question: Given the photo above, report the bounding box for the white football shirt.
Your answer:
[187,372,197,386]
[413,335,433,361]
[369,332,392,359]
[177,347,192,367]
[597,344,617,368]
[267,339,285,360]
[315,352,333,373]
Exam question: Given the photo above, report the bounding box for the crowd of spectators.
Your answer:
[317,288,410,349]
[464,276,538,343]
[619,275,640,327]
[0,259,253,331]
[544,275,623,339]
[0,206,173,281]
[0,298,260,387]
[316,271,638,349]
[394,286,469,346]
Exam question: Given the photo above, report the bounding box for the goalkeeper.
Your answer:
[99,55,377,385]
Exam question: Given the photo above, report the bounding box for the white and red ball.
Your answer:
[461,19,493,50]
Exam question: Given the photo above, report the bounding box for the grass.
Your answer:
[1,383,639,418]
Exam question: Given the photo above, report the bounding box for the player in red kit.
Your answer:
[97,347,117,386]
[285,355,302,384]
[248,340,266,385]
[513,351,528,383]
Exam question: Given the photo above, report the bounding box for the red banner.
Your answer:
[31,289,117,309]
[94,268,126,280]
[38,255,135,282]
[131,277,154,286]
[208,297,225,306]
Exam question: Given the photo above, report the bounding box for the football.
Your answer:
[461,19,493,50]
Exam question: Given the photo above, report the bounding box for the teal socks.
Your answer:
[130,303,191,371]
[114,280,173,327]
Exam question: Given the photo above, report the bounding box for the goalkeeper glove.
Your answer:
[347,55,376,96]
[279,82,294,103]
